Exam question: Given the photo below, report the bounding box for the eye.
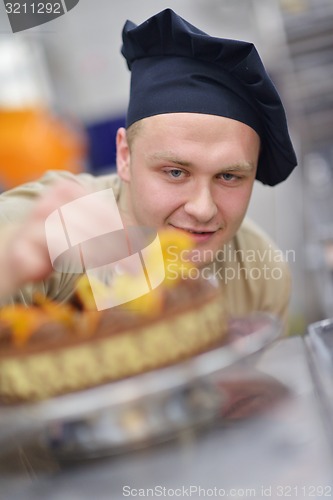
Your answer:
[166,169,184,179]
[221,172,237,181]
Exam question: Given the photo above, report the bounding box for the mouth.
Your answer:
[169,225,217,242]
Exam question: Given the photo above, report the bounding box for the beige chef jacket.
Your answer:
[0,170,291,331]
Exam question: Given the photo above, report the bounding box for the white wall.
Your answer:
[0,0,264,120]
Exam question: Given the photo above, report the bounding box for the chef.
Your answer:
[0,9,297,331]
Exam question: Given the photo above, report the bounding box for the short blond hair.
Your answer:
[126,120,143,151]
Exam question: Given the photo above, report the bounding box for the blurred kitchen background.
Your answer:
[0,0,332,334]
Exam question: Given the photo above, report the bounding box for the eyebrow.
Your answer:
[147,152,256,172]
[222,163,256,172]
[148,152,191,167]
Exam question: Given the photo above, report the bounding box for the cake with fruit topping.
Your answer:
[0,230,227,403]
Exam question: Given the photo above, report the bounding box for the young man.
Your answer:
[0,9,297,329]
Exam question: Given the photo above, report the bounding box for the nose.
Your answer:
[184,185,218,222]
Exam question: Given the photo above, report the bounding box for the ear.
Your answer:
[116,127,131,182]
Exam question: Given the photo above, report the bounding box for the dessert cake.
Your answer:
[0,231,227,403]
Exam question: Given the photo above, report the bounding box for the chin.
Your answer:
[195,237,226,260]
[187,246,218,268]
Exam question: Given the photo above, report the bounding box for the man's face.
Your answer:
[117,113,260,266]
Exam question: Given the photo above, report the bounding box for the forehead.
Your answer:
[137,113,260,141]
[128,113,260,174]
[131,113,260,159]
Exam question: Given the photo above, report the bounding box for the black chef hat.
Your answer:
[121,8,297,186]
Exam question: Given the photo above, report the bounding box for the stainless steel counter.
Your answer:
[1,337,332,500]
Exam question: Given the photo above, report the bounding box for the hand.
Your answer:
[4,181,89,292]
[1,180,125,298]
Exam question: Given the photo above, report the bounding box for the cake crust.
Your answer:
[0,280,226,403]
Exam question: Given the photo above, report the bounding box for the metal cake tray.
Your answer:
[306,318,333,435]
[0,313,282,460]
